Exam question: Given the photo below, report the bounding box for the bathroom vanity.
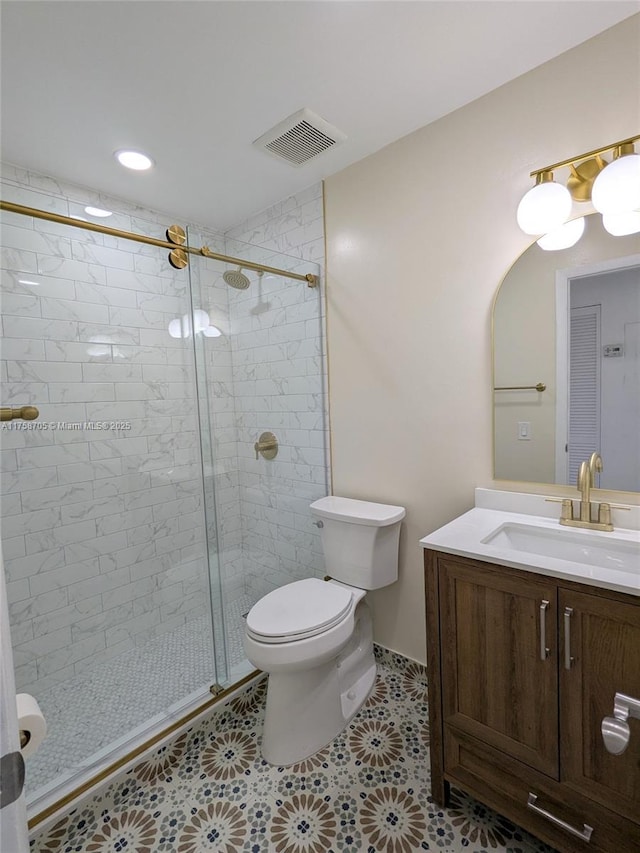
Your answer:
[421,490,640,853]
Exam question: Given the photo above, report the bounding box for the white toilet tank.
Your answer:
[310,496,405,590]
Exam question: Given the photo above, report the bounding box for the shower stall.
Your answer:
[0,168,328,827]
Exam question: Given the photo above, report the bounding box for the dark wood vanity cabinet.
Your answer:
[425,550,640,853]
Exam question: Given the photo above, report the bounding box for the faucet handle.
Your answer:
[560,499,573,521]
[598,503,613,527]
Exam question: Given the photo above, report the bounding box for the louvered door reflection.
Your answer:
[568,304,601,484]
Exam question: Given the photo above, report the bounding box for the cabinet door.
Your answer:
[560,588,640,823]
[440,558,559,777]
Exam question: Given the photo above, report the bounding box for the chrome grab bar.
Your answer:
[527,793,593,842]
[1,405,39,422]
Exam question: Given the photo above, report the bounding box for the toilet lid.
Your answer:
[246,578,353,642]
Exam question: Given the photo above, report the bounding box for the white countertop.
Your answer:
[420,491,640,598]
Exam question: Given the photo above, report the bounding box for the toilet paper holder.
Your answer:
[19,730,30,750]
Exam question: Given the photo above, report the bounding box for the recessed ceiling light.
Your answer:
[70,215,88,221]
[84,206,112,217]
[115,149,154,171]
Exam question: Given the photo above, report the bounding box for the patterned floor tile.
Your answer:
[31,648,558,853]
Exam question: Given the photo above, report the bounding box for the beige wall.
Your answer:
[324,16,640,663]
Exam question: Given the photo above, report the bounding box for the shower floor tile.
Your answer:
[31,647,557,853]
[25,593,255,798]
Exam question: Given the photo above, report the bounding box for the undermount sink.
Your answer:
[482,522,640,575]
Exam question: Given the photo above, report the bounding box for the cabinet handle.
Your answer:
[564,607,574,670]
[539,600,549,660]
[527,793,593,842]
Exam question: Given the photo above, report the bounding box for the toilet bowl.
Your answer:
[244,496,405,766]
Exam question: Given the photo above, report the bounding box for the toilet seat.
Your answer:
[246,578,353,644]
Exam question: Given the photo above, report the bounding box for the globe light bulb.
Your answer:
[168,318,183,339]
[592,148,640,215]
[192,309,210,333]
[517,173,572,235]
[537,217,585,251]
[602,210,640,236]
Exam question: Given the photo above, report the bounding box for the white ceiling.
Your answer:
[1,1,638,231]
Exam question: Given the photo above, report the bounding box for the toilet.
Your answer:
[244,495,405,766]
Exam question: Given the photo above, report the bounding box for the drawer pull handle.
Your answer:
[563,606,574,670]
[527,793,593,842]
[539,600,549,660]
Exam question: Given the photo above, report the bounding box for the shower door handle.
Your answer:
[0,406,39,422]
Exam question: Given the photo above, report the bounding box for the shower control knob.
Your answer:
[254,432,278,460]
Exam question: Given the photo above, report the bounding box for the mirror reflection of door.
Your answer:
[558,264,640,491]
[493,215,640,492]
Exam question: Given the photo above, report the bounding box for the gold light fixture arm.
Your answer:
[530,134,640,178]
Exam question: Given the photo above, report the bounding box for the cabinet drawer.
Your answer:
[445,726,640,853]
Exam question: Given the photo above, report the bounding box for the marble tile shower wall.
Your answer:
[0,164,224,693]
[225,183,329,601]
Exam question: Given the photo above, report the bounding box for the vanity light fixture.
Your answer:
[518,134,640,247]
[516,172,572,235]
[114,149,154,171]
[168,310,222,339]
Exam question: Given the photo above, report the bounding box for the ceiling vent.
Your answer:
[253,108,346,167]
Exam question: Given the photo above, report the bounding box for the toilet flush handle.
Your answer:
[313,520,323,528]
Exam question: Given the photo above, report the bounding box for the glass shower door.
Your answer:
[0,186,222,811]
[187,225,328,687]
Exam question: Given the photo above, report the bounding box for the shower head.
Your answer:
[223,266,251,290]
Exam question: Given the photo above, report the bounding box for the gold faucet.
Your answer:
[560,452,613,531]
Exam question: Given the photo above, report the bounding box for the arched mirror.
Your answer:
[493,214,640,492]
